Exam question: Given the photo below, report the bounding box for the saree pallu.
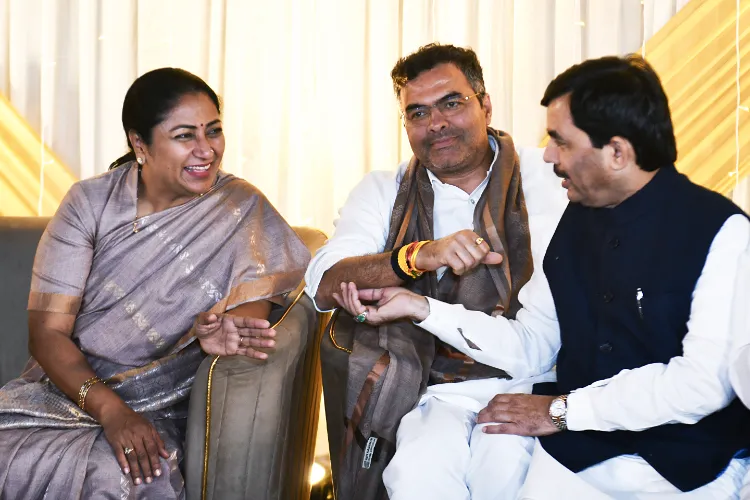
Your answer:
[0,162,310,499]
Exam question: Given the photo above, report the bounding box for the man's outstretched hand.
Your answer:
[332,282,430,325]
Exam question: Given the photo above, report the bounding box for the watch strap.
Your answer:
[549,394,568,431]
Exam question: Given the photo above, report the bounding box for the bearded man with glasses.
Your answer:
[304,43,568,499]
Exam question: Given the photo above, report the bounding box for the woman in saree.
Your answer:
[0,68,310,499]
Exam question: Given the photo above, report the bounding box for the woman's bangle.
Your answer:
[78,376,103,411]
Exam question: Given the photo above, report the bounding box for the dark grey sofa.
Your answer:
[0,216,327,500]
[0,217,49,385]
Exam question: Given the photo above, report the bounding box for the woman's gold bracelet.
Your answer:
[77,376,103,411]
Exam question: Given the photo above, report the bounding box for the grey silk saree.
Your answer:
[0,163,310,499]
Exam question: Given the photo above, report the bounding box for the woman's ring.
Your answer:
[355,311,368,323]
[123,447,134,455]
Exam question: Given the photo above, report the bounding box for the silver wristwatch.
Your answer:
[548,394,568,431]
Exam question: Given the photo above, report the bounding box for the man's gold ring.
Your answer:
[475,237,484,246]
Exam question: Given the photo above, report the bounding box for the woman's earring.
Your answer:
[136,157,144,165]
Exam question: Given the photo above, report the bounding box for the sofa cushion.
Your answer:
[0,217,50,385]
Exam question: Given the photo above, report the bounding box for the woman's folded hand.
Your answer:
[99,403,169,486]
[195,313,276,359]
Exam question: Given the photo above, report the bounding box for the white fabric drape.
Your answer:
[0,0,689,232]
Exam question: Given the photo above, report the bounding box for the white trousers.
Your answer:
[383,393,748,500]
[742,466,750,500]
[519,439,747,500]
[382,375,551,500]
[382,397,534,500]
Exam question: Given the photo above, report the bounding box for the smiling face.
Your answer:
[130,92,225,202]
[400,63,492,175]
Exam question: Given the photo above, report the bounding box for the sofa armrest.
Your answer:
[184,292,323,500]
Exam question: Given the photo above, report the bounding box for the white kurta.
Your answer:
[304,139,570,499]
[304,139,569,307]
[729,223,750,500]
[730,228,750,410]
[304,139,568,414]
[414,212,750,498]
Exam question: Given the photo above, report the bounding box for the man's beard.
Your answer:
[421,130,471,172]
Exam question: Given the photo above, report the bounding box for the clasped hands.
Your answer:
[195,312,275,360]
[332,282,563,436]
[332,229,560,436]
[333,230,503,325]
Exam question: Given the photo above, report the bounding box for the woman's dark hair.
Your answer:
[541,55,676,172]
[391,43,486,102]
[109,68,221,169]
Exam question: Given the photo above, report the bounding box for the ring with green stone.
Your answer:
[354,311,368,323]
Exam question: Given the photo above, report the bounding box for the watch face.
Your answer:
[550,400,566,417]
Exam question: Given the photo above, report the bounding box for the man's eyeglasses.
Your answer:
[402,92,483,128]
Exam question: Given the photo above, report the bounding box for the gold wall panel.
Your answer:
[537,0,749,195]
[639,0,748,194]
[0,92,76,216]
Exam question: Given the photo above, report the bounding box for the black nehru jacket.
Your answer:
[534,165,750,492]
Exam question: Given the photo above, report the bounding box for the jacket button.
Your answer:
[599,342,613,353]
[602,291,614,303]
[609,237,620,249]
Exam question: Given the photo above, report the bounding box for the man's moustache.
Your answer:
[553,165,568,179]
[426,131,460,146]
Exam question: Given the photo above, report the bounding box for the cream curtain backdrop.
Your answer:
[0,0,690,232]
